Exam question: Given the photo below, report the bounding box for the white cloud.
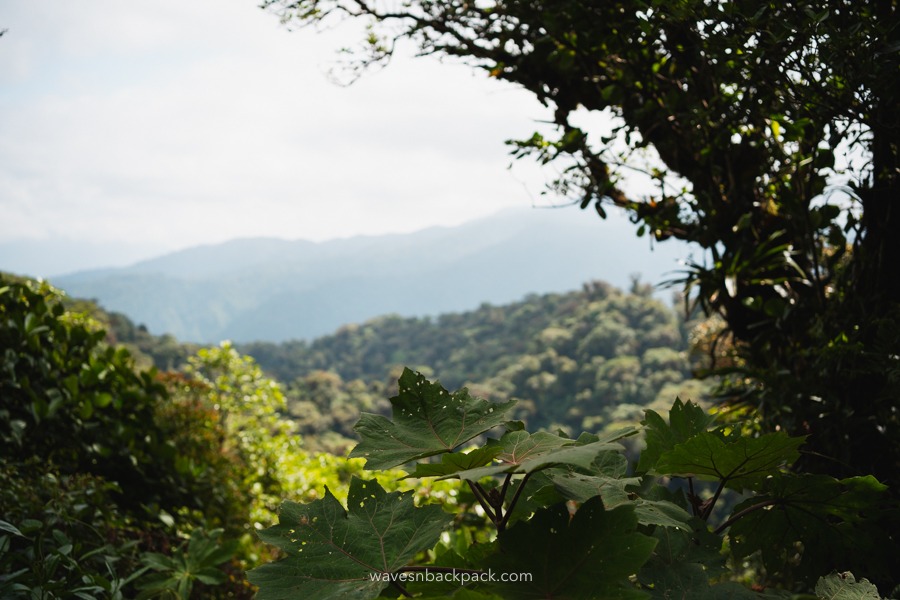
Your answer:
[1,0,560,271]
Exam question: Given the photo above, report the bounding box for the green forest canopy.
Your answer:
[99,277,705,453]
[239,281,706,448]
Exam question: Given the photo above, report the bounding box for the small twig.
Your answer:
[713,499,780,535]
[467,480,497,523]
[702,478,728,521]
[688,477,700,517]
[389,579,412,597]
[498,473,532,532]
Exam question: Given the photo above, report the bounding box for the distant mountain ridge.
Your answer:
[54,208,688,343]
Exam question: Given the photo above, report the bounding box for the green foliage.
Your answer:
[181,342,298,527]
[435,430,625,483]
[136,529,238,600]
[350,368,517,469]
[486,501,655,600]
[2,275,437,598]
[655,431,805,491]
[814,572,883,600]
[249,479,453,599]
[242,284,702,439]
[0,458,148,600]
[637,398,713,473]
[728,475,895,588]
[0,280,170,507]
[252,372,890,599]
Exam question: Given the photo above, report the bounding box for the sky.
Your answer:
[0,1,661,278]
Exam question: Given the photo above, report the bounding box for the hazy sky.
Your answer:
[2,0,589,274]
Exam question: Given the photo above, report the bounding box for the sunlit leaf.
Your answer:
[814,572,882,600]
[404,446,504,478]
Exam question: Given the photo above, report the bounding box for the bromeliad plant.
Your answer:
[248,369,892,599]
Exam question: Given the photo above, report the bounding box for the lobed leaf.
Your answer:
[814,572,882,600]
[404,446,503,479]
[349,369,515,469]
[638,398,714,474]
[728,474,892,586]
[485,499,657,599]
[248,478,452,600]
[655,431,804,490]
[638,516,739,598]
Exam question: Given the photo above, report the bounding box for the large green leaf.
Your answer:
[637,517,742,599]
[445,431,621,481]
[248,478,452,600]
[545,449,639,508]
[349,369,515,469]
[637,398,714,474]
[655,431,804,490]
[632,500,693,531]
[728,474,891,586]
[541,450,692,530]
[485,499,656,599]
[814,572,882,600]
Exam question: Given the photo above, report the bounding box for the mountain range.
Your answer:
[52,207,689,343]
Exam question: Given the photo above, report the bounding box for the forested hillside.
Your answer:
[70,273,707,452]
[49,266,706,454]
[240,280,708,447]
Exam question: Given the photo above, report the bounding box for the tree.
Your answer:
[261,0,900,484]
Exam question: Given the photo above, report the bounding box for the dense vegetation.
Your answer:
[1,275,453,598]
[240,281,708,449]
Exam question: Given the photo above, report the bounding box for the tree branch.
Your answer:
[713,499,780,535]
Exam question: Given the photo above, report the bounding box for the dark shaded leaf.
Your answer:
[728,474,891,586]
[638,399,713,474]
[248,478,452,600]
[485,500,656,599]
[638,517,737,598]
